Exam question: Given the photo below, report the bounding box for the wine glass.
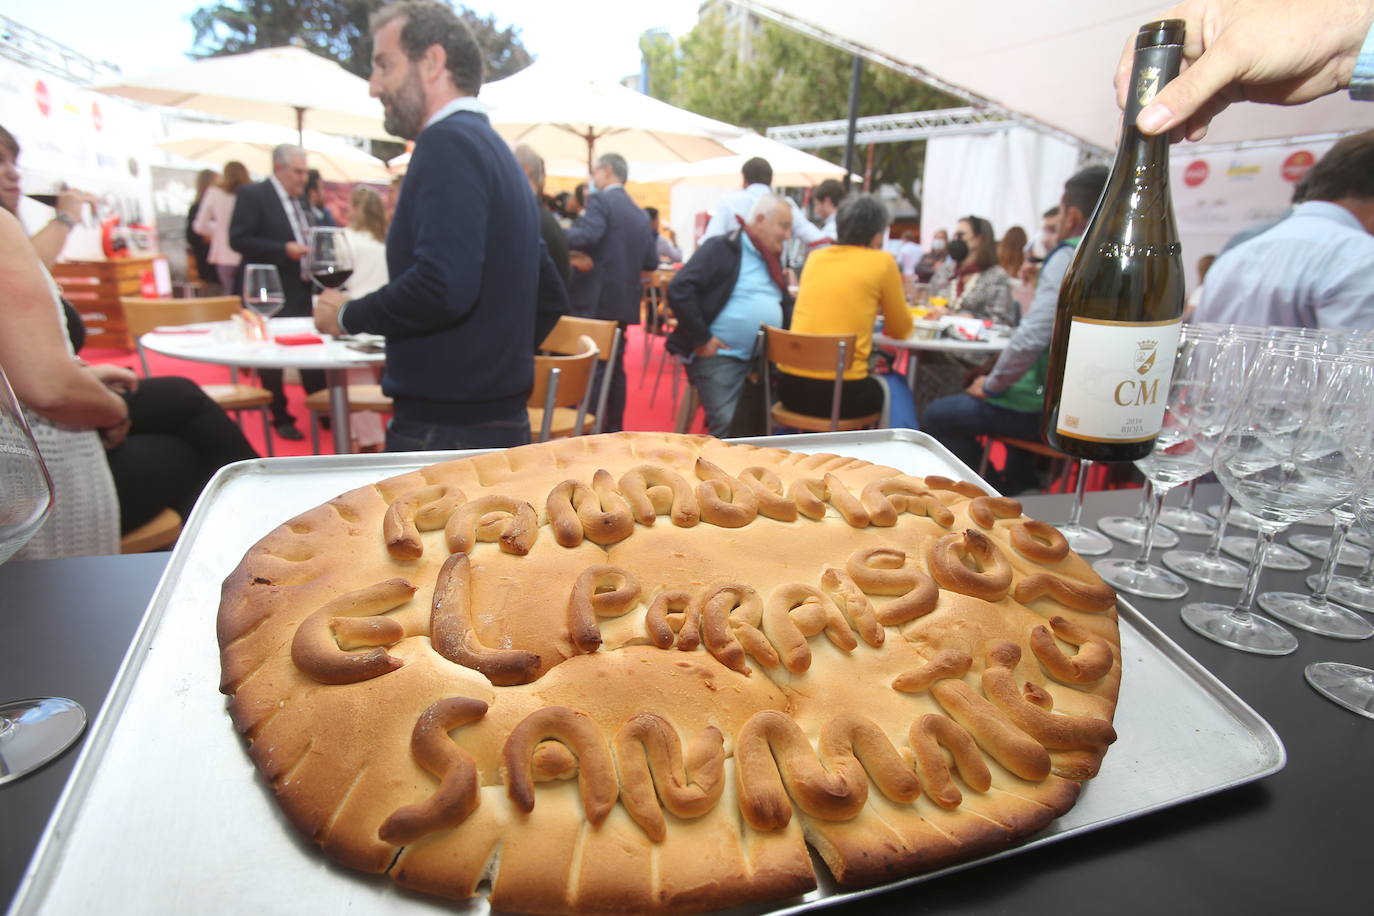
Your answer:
[242,264,285,341]
[1056,459,1112,556]
[307,226,354,292]
[1288,526,1371,567]
[1096,481,1181,549]
[0,363,88,784]
[1093,327,1220,599]
[1181,348,1372,655]
[1306,483,1374,717]
[1158,478,1218,534]
[1161,326,1264,589]
[1322,547,1374,613]
[1257,350,1374,640]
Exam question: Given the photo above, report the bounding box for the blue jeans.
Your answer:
[386,412,531,453]
[922,393,1043,491]
[686,353,752,438]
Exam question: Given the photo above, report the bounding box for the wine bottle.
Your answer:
[1042,19,1186,462]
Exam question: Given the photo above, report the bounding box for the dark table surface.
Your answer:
[3,486,1372,914]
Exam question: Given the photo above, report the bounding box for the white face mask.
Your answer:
[931,238,946,252]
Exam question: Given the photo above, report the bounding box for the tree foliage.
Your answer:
[641,8,962,208]
[189,1,531,82]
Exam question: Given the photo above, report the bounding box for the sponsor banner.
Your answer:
[0,56,158,256]
[1170,139,1335,240]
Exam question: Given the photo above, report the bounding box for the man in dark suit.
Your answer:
[228,143,325,439]
[566,152,658,431]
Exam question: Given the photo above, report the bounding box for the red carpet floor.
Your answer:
[85,324,701,457]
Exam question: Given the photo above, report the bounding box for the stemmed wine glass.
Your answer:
[1096,481,1181,549]
[1093,327,1220,599]
[1257,348,1374,640]
[1323,547,1374,613]
[1056,459,1112,556]
[0,363,88,785]
[1158,478,1218,535]
[242,263,285,341]
[1306,482,1374,717]
[307,226,354,293]
[1181,347,1373,655]
[1289,524,1372,567]
[1160,325,1264,589]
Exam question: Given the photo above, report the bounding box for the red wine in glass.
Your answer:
[312,266,353,289]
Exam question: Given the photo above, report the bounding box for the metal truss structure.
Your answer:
[0,13,120,86]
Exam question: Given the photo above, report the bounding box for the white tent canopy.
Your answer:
[96,46,393,142]
[742,0,1370,150]
[633,132,850,187]
[156,121,392,183]
[478,60,742,168]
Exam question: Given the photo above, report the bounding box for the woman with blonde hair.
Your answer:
[192,160,250,294]
[343,184,389,298]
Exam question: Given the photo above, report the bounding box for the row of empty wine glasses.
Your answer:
[1047,324,1374,719]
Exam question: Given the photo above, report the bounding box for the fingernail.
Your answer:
[1137,104,1171,134]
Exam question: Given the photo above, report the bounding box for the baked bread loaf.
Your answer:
[218,433,1120,914]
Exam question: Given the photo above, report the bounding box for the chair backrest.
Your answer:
[761,325,857,433]
[120,296,244,338]
[540,316,618,362]
[528,337,600,442]
[763,326,857,377]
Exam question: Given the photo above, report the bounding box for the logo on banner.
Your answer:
[1183,160,1208,187]
[34,80,50,117]
[1226,162,1261,180]
[1282,150,1315,183]
[92,101,103,131]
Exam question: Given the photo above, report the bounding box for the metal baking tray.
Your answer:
[10,430,1285,915]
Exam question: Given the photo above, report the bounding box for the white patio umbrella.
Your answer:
[479,61,742,171]
[633,132,851,187]
[96,46,393,142]
[156,121,392,183]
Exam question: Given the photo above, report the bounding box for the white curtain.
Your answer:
[922,127,1080,252]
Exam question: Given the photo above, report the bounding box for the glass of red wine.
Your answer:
[307,226,354,293]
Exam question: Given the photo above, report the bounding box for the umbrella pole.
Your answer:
[295,106,306,147]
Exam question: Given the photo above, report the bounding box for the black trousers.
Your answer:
[105,376,259,533]
[776,372,884,419]
[258,367,327,425]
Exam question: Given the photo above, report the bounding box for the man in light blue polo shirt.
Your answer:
[666,194,794,437]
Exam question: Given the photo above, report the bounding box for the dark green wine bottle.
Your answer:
[1042,19,1187,462]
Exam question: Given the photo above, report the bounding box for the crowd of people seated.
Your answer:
[6,0,1372,562]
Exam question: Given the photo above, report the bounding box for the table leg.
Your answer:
[326,368,354,454]
[905,350,919,389]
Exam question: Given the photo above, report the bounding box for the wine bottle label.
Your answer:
[1054,317,1183,443]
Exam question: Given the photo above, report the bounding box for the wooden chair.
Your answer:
[119,507,182,553]
[527,338,600,443]
[119,296,276,457]
[760,326,883,434]
[539,316,621,435]
[304,383,393,454]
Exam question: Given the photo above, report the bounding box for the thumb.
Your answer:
[1135,50,1237,135]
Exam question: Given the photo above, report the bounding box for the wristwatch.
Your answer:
[1352,18,1374,101]
[52,211,78,229]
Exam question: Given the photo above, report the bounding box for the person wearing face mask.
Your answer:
[922,166,1110,495]
[915,229,948,282]
[927,215,1017,327]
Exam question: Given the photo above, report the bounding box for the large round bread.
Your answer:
[218,433,1120,914]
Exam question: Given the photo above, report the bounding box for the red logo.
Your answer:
[1281,150,1315,183]
[1183,160,1208,187]
[35,80,50,117]
[92,101,103,131]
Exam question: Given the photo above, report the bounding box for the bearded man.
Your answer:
[314,0,566,451]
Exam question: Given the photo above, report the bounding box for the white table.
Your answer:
[873,330,1010,388]
[140,317,385,454]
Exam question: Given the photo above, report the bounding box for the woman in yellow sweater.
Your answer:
[778,193,912,418]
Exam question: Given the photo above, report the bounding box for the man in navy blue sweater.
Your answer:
[314,0,566,451]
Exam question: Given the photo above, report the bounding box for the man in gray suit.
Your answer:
[566,152,658,431]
